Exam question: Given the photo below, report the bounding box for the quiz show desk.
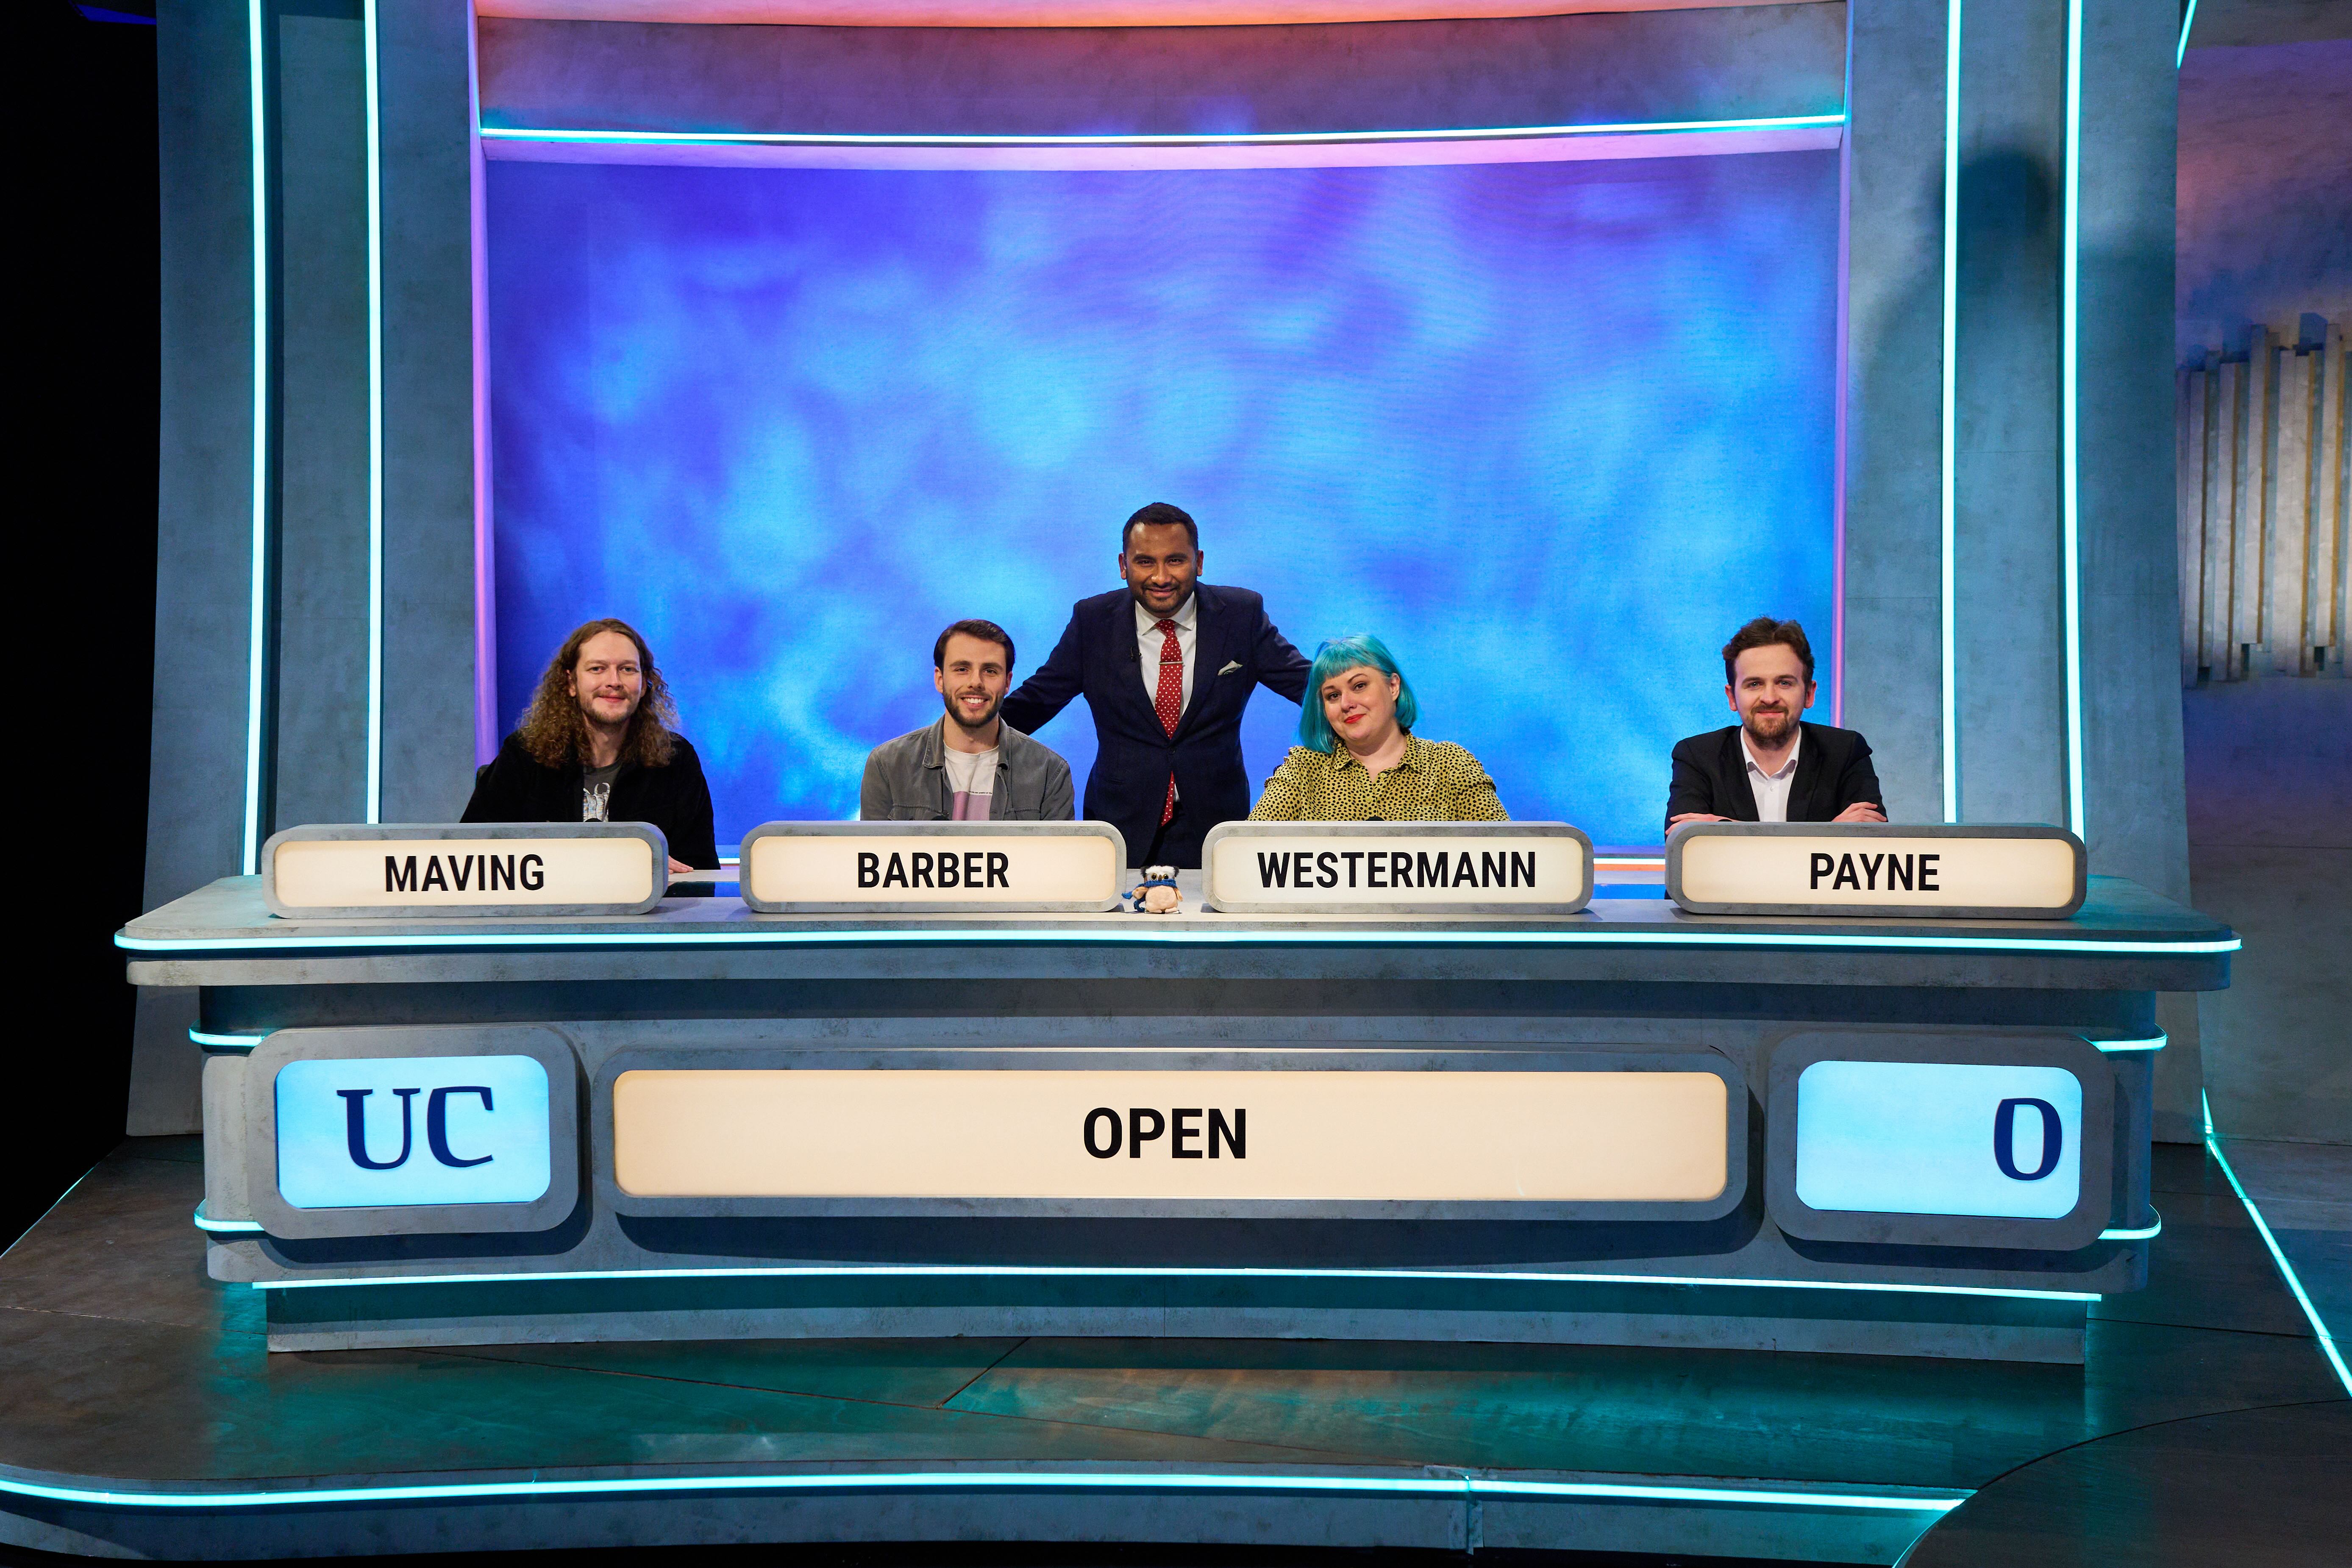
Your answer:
[119,821,2234,1365]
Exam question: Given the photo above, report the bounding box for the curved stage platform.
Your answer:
[0,1138,2341,1562]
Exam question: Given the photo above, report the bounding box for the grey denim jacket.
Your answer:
[859,718,1076,821]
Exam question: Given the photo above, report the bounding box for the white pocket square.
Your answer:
[1218,660,1243,676]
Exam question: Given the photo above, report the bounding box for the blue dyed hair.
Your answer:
[1299,634,1419,753]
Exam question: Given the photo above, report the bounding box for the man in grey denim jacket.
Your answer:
[860,619,1076,823]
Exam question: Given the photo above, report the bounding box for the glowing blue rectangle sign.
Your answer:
[1795,1061,2081,1219]
[276,1055,553,1209]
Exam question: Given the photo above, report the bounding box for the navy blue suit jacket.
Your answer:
[1001,584,1309,869]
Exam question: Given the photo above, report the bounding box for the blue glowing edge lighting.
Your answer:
[0,1468,1966,1515]
[192,1203,264,1236]
[1939,0,1962,824]
[116,929,2242,956]
[2089,1034,2167,1053]
[247,1263,2097,1303]
[241,0,269,877]
[2097,1212,2161,1241]
[478,113,1846,150]
[2176,0,2200,67]
[188,1028,267,1050]
[2060,0,2086,839]
[2203,1092,2352,1396]
[364,0,384,824]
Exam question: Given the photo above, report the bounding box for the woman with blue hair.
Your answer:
[1247,634,1508,822]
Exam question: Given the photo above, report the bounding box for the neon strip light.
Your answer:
[363,0,384,823]
[0,1468,1966,1515]
[2097,1212,2161,1241]
[1939,0,1962,823]
[2204,1093,2352,1396]
[2060,0,2086,839]
[1830,106,1852,729]
[479,114,1845,152]
[241,0,270,876]
[2089,1034,2167,1054]
[188,1028,267,1051]
[2176,0,2200,67]
[115,928,2241,956]
[193,1204,264,1236]
[251,1262,2096,1302]
[467,12,500,769]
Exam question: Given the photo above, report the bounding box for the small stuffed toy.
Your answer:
[1130,865,1182,915]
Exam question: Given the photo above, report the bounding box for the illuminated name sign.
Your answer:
[738,821,1128,912]
[245,1028,583,1239]
[263,824,667,917]
[1667,824,2085,918]
[276,1054,553,1209]
[1794,1060,2083,1219]
[1201,823,1593,914]
[1763,1032,2113,1251]
[610,1065,1729,1213]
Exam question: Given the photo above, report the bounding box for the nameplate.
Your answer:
[262,823,667,918]
[1666,823,2085,919]
[738,821,1128,912]
[1200,822,1592,914]
[244,1026,581,1239]
[611,1065,1729,1210]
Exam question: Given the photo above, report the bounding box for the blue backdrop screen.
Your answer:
[487,153,1839,847]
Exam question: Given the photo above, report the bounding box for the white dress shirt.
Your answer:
[1135,594,1198,717]
[1742,728,1802,823]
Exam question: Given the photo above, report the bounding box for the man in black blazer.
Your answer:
[1664,616,1886,840]
[1001,503,1310,869]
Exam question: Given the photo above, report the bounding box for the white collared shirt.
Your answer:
[1742,728,1802,823]
[1135,593,1199,717]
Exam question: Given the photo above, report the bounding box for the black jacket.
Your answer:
[999,583,1309,869]
[1664,721,1885,839]
[461,731,720,869]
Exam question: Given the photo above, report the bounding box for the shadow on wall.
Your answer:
[2183,677,2352,1146]
[2177,36,2352,360]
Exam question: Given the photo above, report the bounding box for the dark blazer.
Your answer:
[1664,721,1885,839]
[1001,583,1310,868]
[461,731,720,870]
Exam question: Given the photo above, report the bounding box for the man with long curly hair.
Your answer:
[462,618,718,871]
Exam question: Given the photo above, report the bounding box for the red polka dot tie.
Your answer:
[1154,617,1183,826]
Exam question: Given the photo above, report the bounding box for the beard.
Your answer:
[578,694,639,731]
[1742,706,1799,746]
[945,688,1003,733]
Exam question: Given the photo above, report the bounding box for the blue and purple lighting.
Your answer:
[486,152,1838,845]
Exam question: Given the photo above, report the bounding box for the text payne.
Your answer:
[1809,851,1940,892]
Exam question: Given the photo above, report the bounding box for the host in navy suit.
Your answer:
[1001,503,1311,869]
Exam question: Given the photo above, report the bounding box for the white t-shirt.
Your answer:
[943,745,998,821]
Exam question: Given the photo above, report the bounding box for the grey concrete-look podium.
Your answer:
[124,872,2232,1363]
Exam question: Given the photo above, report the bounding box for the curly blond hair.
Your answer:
[515,617,678,770]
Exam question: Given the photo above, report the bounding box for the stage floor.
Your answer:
[0,1139,2344,1564]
